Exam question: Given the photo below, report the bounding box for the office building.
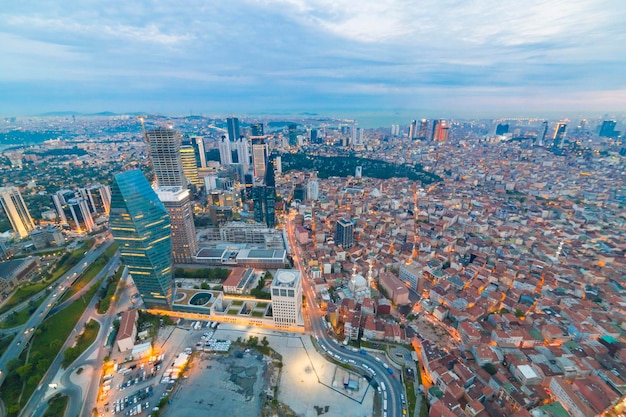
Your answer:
[355,166,362,178]
[218,136,233,166]
[271,269,303,327]
[409,120,417,139]
[110,170,173,309]
[79,184,111,215]
[335,218,354,249]
[252,138,268,180]
[227,117,240,142]
[553,122,567,148]
[495,123,509,135]
[274,156,282,174]
[538,121,549,146]
[252,162,276,228]
[30,225,64,250]
[0,187,35,239]
[180,145,202,186]
[288,124,298,146]
[418,119,428,139]
[251,123,264,136]
[310,128,318,144]
[146,128,186,188]
[156,187,198,264]
[190,135,207,168]
[599,120,618,138]
[431,119,450,142]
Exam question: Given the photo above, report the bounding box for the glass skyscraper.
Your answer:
[110,170,174,309]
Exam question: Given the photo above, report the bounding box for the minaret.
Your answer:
[367,259,373,288]
[351,264,358,288]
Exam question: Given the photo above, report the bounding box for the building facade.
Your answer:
[218,136,233,166]
[110,170,174,309]
[79,184,111,215]
[270,269,303,327]
[179,145,202,186]
[156,186,198,264]
[147,128,186,187]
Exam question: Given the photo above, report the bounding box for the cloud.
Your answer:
[0,0,625,115]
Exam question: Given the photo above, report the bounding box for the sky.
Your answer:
[2,0,626,121]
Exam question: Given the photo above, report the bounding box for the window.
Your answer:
[280,289,287,297]
[288,290,294,297]
[273,289,279,296]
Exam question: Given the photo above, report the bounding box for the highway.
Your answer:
[285,211,406,417]
[19,249,121,417]
[0,238,114,387]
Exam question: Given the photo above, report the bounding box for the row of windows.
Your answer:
[272,288,296,297]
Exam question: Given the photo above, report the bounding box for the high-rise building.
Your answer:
[61,197,95,233]
[0,187,35,239]
[251,162,276,228]
[310,128,318,144]
[218,136,233,166]
[251,123,264,136]
[306,180,319,201]
[274,156,282,174]
[431,120,450,142]
[110,170,173,309]
[227,117,240,142]
[538,121,549,146]
[0,239,9,261]
[180,145,202,186]
[409,120,417,139]
[355,166,362,178]
[79,184,111,215]
[270,269,303,328]
[335,218,354,249]
[418,119,428,139]
[146,128,186,188]
[252,138,268,180]
[156,187,198,264]
[495,123,509,135]
[287,124,298,146]
[234,137,250,170]
[190,135,207,168]
[553,122,567,148]
[599,120,618,138]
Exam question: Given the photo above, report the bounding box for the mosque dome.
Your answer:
[349,274,368,292]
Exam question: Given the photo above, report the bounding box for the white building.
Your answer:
[399,263,421,290]
[270,269,303,328]
[218,136,233,166]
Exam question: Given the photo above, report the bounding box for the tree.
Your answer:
[514,309,524,318]
[16,363,33,379]
[482,363,497,375]
[261,337,269,348]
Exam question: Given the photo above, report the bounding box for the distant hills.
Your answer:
[35,111,145,117]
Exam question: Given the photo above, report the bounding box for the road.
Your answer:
[0,238,114,387]
[19,251,121,417]
[285,211,406,417]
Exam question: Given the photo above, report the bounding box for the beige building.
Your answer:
[156,187,198,264]
[0,187,35,239]
[270,269,303,328]
[116,309,138,352]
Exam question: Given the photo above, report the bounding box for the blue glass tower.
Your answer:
[110,170,173,309]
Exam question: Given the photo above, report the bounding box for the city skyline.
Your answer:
[1,1,626,118]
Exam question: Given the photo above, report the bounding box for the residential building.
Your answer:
[335,218,354,249]
[78,184,111,215]
[218,135,233,166]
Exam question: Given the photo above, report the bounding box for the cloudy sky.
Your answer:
[2,0,626,120]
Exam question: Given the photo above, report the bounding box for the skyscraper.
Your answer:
[306,180,319,201]
[495,123,509,135]
[180,145,202,186]
[599,120,618,138]
[553,122,567,148]
[251,161,276,228]
[190,135,207,168]
[146,128,186,188]
[61,197,95,233]
[288,124,298,146]
[110,170,173,309]
[156,187,198,264]
[431,120,450,142]
[335,218,354,249]
[251,138,268,179]
[0,187,35,239]
[234,137,250,170]
[227,117,240,142]
[251,123,264,136]
[409,120,417,139]
[218,135,233,166]
[538,121,549,146]
[418,119,428,140]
